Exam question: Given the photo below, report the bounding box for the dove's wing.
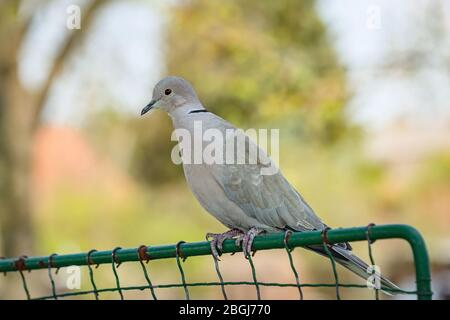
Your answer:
[211,131,326,232]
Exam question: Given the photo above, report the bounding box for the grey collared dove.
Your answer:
[141,76,398,293]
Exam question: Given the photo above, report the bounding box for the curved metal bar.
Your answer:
[0,224,433,300]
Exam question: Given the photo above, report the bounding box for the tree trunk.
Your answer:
[0,68,35,257]
[0,2,35,257]
[0,0,105,257]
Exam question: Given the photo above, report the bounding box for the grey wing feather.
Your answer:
[211,133,325,232]
[208,119,401,293]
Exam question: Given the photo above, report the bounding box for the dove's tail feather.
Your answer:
[307,243,400,295]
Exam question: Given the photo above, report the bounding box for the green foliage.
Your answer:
[128,113,183,185]
[416,152,450,186]
[166,0,347,130]
[85,109,183,186]
[123,0,351,185]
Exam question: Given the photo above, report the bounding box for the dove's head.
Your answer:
[141,76,200,116]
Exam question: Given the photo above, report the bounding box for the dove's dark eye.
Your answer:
[165,88,172,95]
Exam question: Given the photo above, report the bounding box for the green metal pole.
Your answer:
[0,224,432,299]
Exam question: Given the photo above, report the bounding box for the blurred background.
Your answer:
[0,0,449,299]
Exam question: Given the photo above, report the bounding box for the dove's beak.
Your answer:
[141,100,157,116]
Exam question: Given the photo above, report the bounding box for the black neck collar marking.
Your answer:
[188,109,209,114]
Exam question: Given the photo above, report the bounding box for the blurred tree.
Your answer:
[85,109,183,186]
[131,0,350,186]
[166,0,347,135]
[0,0,107,257]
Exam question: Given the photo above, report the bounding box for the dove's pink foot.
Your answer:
[206,229,244,260]
[242,227,264,258]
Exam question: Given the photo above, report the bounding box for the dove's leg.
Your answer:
[242,227,264,258]
[206,229,244,260]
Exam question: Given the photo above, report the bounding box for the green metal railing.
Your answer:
[0,224,432,300]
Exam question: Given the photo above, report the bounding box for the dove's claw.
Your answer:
[206,234,221,260]
[206,229,244,260]
[242,227,263,258]
[235,235,243,247]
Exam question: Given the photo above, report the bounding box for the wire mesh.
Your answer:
[0,224,433,300]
